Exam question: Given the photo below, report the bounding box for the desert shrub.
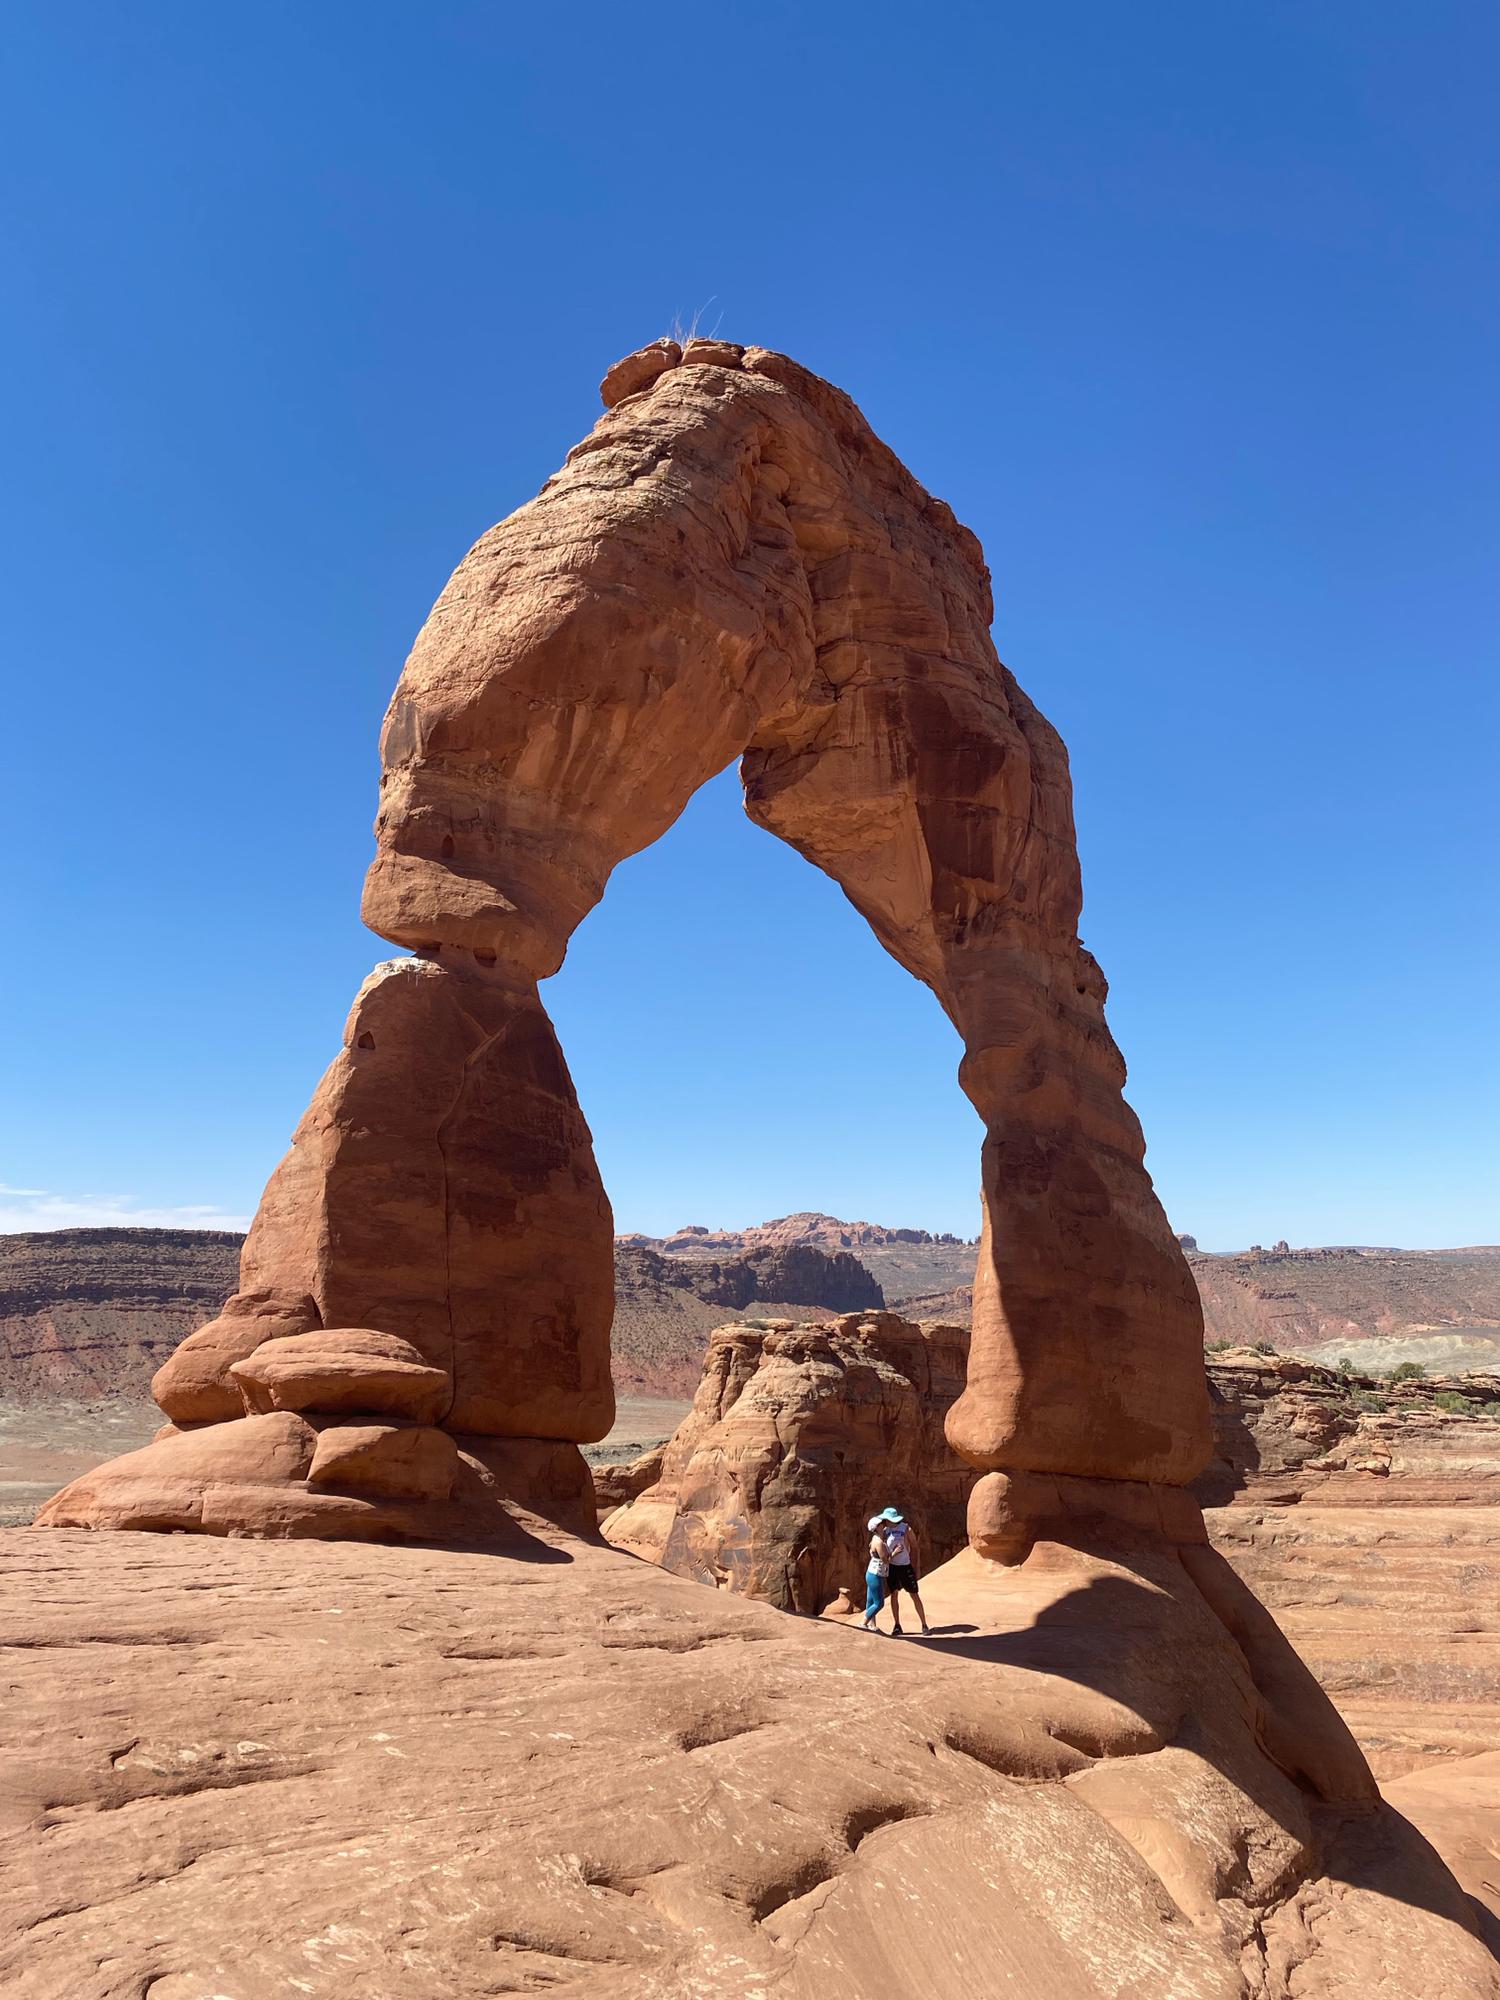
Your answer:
[1251,1339,1277,1356]
[1387,1361,1426,1384]
[1351,1390,1389,1413]
[1205,1340,1232,1353]
[1434,1390,1476,1415]
[1336,1356,1354,1375]
[1481,1402,1500,1419]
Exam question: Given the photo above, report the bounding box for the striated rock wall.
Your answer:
[1197,1355,1500,1781]
[1191,1246,1500,1375]
[670,1243,883,1313]
[602,1312,971,1613]
[0,1230,241,1401]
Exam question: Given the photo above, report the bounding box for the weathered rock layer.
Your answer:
[0,1229,241,1401]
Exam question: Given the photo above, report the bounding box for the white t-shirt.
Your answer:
[884,1524,912,1566]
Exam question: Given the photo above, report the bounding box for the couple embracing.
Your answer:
[862,1506,930,1636]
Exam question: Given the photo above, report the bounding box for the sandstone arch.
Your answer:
[38,340,1211,1544]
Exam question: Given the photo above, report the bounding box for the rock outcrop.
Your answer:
[673,1244,883,1313]
[602,1312,971,1612]
[41,339,1209,1541]
[1197,1356,1500,1784]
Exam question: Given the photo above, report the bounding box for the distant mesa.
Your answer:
[8,1225,1500,1407]
[621,1212,978,1256]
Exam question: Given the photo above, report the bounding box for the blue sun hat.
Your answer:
[879,1507,905,1524]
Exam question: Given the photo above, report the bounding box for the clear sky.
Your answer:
[3,2,1496,1252]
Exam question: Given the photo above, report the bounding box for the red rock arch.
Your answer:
[40,342,1210,1543]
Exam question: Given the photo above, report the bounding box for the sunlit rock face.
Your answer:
[39,338,1207,1540]
[601,1312,972,1612]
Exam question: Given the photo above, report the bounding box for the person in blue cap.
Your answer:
[877,1506,930,1636]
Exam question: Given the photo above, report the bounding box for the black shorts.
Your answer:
[887,1563,919,1595]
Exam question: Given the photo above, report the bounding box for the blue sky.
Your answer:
[3,2,1496,1250]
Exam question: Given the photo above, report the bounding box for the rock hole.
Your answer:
[357,1032,375,1050]
[674,1711,771,1752]
[440,834,455,857]
[842,1799,919,1851]
[750,1853,839,1923]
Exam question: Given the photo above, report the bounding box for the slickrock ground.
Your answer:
[599,1331,1500,1939]
[4,1523,1496,1998]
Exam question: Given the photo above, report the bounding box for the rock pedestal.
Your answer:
[40,340,1210,1542]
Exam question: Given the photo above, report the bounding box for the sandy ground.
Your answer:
[0,1392,691,1527]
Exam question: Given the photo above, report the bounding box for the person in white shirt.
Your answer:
[875,1506,930,1636]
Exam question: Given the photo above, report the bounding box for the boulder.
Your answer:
[34,1412,319,1534]
[229,1330,451,1423]
[598,337,680,406]
[306,1423,460,1501]
[152,1293,319,1423]
[591,1442,664,1520]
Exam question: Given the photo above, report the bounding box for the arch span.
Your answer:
[39,341,1210,1544]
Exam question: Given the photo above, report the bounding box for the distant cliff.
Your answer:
[620,1213,978,1304]
[620,1211,973,1256]
[6,1225,1498,1405]
[0,1229,244,1400]
[1189,1245,1500,1375]
[610,1244,883,1399]
[0,1228,885,1407]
